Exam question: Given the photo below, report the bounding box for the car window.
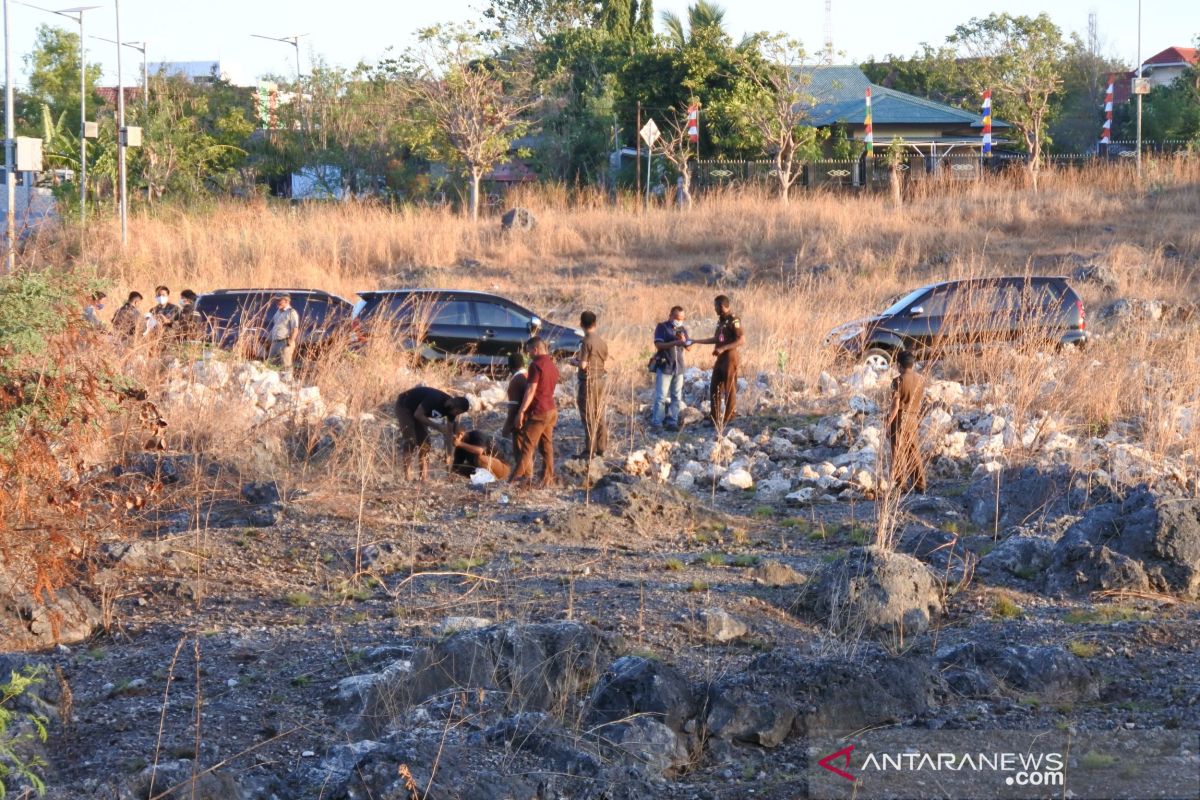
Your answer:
[474,301,532,328]
[919,288,950,317]
[881,287,930,317]
[432,299,474,326]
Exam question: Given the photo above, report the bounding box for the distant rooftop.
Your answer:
[152,60,249,86]
[802,65,1008,130]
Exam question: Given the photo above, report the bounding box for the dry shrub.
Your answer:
[0,268,153,599]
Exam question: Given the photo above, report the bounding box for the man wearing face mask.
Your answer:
[151,285,181,331]
[83,292,107,330]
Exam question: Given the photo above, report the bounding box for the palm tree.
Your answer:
[661,0,728,49]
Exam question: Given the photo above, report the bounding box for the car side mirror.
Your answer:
[908,306,924,318]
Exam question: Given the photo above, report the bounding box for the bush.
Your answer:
[0,268,135,602]
[0,666,49,796]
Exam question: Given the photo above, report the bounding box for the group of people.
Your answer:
[391,295,752,488]
[392,291,930,496]
[84,289,303,380]
[394,335,568,487]
[85,286,198,341]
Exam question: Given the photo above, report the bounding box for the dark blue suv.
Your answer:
[351,289,583,369]
[826,276,1088,370]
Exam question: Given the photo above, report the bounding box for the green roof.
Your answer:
[801,65,1007,129]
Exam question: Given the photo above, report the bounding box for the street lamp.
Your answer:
[90,34,145,114]
[13,2,101,230]
[250,33,306,82]
[113,0,125,246]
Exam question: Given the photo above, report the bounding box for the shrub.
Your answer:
[0,666,49,796]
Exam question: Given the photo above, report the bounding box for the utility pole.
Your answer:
[1135,0,1143,180]
[635,101,641,212]
[4,0,15,274]
[115,0,126,246]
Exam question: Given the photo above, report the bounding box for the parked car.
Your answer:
[825,276,1088,370]
[193,288,354,360]
[351,289,584,368]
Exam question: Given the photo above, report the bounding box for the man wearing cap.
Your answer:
[268,294,300,380]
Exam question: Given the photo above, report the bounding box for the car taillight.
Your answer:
[1076,299,1085,330]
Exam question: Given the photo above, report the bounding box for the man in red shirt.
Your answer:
[511,337,559,487]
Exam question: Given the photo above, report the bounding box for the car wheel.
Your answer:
[862,347,893,372]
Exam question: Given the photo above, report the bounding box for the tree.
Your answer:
[1050,33,1128,152]
[483,0,600,47]
[657,103,698,206]
[22,24,102,136]
[947,13,1066,189]
[735,34,824,203]
[401,25,533,220]
[661,0,727,50]
[127,75,247,204]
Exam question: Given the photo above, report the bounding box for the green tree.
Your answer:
[947,13,1067,189]
[735,33,824,202]
[614,2,762,160]
[400,25,533,220]
[1050,35,1128,152]
[124,75,250,203]
[661,0,727,50]
[22,24,103,136]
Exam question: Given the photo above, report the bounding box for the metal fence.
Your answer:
[691,140,1196,193]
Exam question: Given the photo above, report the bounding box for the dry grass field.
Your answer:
[29,156,1200,466]
[5,158,1200,800]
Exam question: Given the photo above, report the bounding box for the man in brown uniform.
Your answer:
[511,337,560,488]
[693,295,743,428]
[573,310,609,458]
[502,351,529,460]
[885,350,927,494]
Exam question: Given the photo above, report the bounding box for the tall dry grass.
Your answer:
[22,158,1200,471]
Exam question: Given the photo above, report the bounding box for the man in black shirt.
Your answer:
[395,386,471,481]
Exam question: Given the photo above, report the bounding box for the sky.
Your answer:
[2,0,1196,89]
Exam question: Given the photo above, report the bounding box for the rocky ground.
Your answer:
[4,348,1200,800]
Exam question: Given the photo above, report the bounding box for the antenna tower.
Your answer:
[823,0,833,62]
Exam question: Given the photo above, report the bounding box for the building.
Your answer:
[1114,46,1198,103]
[153,60,248,86]
[801,65,1008,156]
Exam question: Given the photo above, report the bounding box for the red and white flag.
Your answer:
[1100,77,1114,145]
[686,103,699,144]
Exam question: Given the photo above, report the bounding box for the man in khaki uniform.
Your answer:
[885,350,927,493]
[573,310,609,458]
[268,295,300,380]
[693,295,743,428]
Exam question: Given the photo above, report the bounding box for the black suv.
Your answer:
[826,276,1088,370]
[193,289,354,360]
[351,289,584,368]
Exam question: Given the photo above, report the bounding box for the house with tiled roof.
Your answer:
[1113,46,1197,103]
[799,65,1009,155]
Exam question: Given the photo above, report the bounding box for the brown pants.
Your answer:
[512,408,558,485]
[577,376,608,456]
[889,419,927,492]
[709,356,738,427]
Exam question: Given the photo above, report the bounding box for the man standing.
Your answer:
[693,295,743,428]
[573,310,609,458]
[651,305,691,430]
[885,350,927,494]
[511,337,559,488]
[268,295,300,380]
[111,291,144,340]
[151,285,181,331]
[394,386,471,481]
[502,351,529,459]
